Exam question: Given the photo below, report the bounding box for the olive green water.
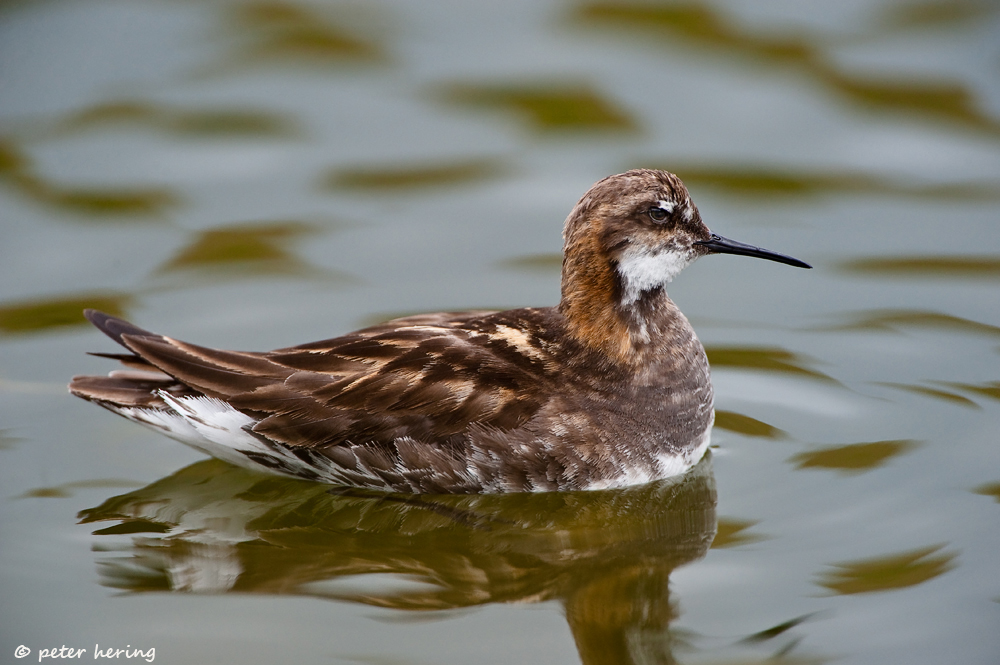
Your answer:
[1,1,999,663]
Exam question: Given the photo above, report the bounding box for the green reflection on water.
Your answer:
[648,165,1000,201]
[497,253,563,273]
[972,482,1000,503]
[878,383,979,408]
[711,518,766,548]
[0,136,179,218]
[16,478,142,500]
[705,346,831,381]
[325,160,503,191]
[841,256,1000,279]
[154,221,352,285]
[81,455,717,664]
[789,440,919,474]
[939,381,1000,403]
[55,101,300,139]
[162,222,311,269]
[439,83,638,133]
[827,310,1000,337]
[822,72,999,136]
[21,180,179,217]
[0,137,28,175]
[816,544,958,595]
[880,0,996,29]
[574,2,810,62]
[573,1,1000,136]
[0,293,130,335]
[714,410,785,439]
[230,1,386,66]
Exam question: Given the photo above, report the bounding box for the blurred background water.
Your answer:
[1,1,999,663]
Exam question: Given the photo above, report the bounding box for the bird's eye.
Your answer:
[648,207,669,223]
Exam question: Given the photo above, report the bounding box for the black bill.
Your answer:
[695,233,812,269]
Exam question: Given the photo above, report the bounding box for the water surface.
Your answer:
[1,1,999,664]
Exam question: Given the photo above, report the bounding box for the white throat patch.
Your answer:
[617,245,695,304]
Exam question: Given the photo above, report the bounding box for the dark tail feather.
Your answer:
[87,351,144,361]
[69,374,175,408]
[72,312,197,406]
[86,351,157,372]
[84,309,159,350]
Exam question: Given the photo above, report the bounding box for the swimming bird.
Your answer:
[70,169,810,493]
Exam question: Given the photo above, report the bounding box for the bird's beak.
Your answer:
[694,233,812,269]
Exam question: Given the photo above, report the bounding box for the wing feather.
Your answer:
[119,335,291,399]
[73,309,562,454]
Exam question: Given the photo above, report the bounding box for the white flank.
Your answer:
[117,395,269,472]
[160,394,271,468]
[656,423,712,478]
[584,466,656,491]
[122,393,319,478]
[584,420,713,491]
[114,393,396,487]
[617,246,696,304]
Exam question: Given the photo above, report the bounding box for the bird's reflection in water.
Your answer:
[81,453,717,665]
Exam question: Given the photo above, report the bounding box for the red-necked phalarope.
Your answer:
[70,169,810,493]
